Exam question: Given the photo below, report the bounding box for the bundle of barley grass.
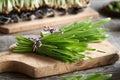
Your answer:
[12,18,110,62]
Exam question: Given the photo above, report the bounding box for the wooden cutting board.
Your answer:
[0,41,119,78]
[0,7,99,34]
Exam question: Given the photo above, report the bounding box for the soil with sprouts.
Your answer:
[0,2,89,25]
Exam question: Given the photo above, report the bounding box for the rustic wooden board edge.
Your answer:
[0,7,99,34]
[0,51,118,78]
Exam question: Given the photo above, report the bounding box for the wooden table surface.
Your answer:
[0,0,120,80]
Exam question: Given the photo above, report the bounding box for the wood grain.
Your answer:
[0,7,99,34]
[0,41,119,78]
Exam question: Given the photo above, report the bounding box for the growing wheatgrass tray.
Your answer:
[0,18,119,78]
[0,0,98,33]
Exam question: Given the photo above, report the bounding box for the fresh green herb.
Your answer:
[12,18,110,62]
[60,72,112,80]
[107,1,120,12]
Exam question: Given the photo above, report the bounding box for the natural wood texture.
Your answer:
[0,41,119,78]
[0,7,99,34]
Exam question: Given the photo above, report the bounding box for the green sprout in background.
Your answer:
[60,72,112,80]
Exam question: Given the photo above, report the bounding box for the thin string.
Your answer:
[43,26,64,34]
[43,26,56,33]
[30,38,42,52]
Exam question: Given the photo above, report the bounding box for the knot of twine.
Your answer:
[30,38,42,52]
[43,26,56,34]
